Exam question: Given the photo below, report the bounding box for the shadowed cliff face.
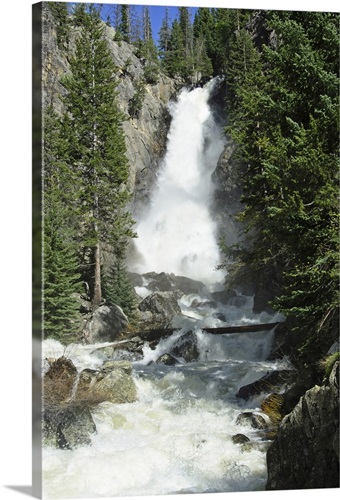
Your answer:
[266,361,339,490]
[41,4,176,218]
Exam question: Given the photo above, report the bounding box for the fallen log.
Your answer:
[202,322,280,335]
[132,322,281,341]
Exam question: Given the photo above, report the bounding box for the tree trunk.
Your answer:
[92,242,102,310]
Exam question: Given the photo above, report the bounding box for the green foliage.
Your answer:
[129,78,146,118]
[102,259,137,320]
[158,7,171,55]
[220,11,339,364]
[321,352,340,379]
[43,108,81,342]
[114,4,130,42]
[44,5,135,322]
[49,2,70,48]
[61,5,134,251]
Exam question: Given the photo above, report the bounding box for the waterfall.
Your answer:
[42,78,288,499]
[132,78,226,286]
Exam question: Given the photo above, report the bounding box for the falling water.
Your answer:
[133,78,226,286]
[42,78,288,499]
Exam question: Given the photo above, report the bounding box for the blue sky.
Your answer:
[98,3,198,43]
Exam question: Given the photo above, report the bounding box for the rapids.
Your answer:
[42,79,287,498]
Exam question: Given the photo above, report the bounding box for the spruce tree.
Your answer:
[48,2,70,48]
[158,7,172,56]
[221,11,339,363]
[102,257,137,320]
[61,5,135,310]
[43,107,81,342]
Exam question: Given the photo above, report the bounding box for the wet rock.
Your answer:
[241,441,271,453]
[156,353,179,366]
[266,322,291,360]
[57,406,96,450]
[145,272,176,292]
[236,412,268,430]
[77,360,137,405]
[227,295,248,308]
[190,299,217,309]
[127,272,144,287]
[212,312,226,322]
[169,331,199,362]
[171,275,206,294]
[232,433,250,444]
[253,286,274,315]
[92,337,144,362]
[211,289,237,304]
[44,356,78,405]
[141,272,206,295]
[138,291,182,328]
[44,405,97,450]
[43,357,137,449]
[88,304,129,343]
[236,370,296,401]
[266,362,339,490]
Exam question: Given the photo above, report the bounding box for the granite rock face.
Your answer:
[266,361,339,490]
[42,4,176,219]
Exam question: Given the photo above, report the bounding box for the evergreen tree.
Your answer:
[137,6,160,83]
[103,257,137,320]
[222,11,339,363]
[43,107,81,342]
[158,7,172,56]
[61,5,135,310]
[119,4,130,42]
[48,2,70,48]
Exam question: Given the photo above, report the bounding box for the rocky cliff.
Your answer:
[42,4,176,219]
[266,360,339,489]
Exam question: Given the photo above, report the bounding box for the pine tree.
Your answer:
[102,257,137,320]
[61,5,135,310]
[137,5,160,84]
[43,107,81,342]
[221,11,339,363]
[158,7,172,56]
[48,2,70,48]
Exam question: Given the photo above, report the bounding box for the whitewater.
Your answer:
[42,79,286,498]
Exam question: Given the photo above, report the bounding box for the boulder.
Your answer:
[232,433,250,444]
[190,299,217,309]
[156,353,179,366]
[44,405,97,450]
[88,304,129,343]
[76,360,137,405]
[236,370,296,401]
[43,356,137,449]
[266,361,339,490]
[138,291,182,328]
[145,272,176,292]
[92,337,144,362]
[43,356,78,405]
[171,274,206,294]
[211,289,237,305]
[236,412,268,430]
[212,312,226,322]
[169,331,199,363]
[141,272,206,295]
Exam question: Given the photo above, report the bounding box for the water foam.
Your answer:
[132,79,226,286]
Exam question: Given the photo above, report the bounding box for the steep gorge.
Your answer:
[40,5,339,493]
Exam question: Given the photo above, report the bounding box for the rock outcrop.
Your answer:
[266,361,339,490]
[88,304,129,343]
[42,5,176,219]
[138,291,182,329]
[43,356,137,449]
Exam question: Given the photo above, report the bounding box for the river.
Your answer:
[42,78,287,498]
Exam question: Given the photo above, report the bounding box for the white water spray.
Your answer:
[133,78,226,285]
